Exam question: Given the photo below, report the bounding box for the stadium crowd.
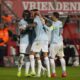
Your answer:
[0,9,80,78]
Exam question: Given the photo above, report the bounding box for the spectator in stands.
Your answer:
[0,24,9,66]
[2,11,18,67]
[63,39,79,66]
[2,12,12,26]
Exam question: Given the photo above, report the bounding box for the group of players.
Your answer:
[17,9,67,78]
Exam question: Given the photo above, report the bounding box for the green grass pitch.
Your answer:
[0,66,80,80]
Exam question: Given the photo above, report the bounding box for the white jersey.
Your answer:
[19,19,29,44]
[19,19,28,29]
[34,16,48,41]
[50,20,63,44]
[39,23,52,43]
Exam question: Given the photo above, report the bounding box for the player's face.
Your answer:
[24,12,30,20]
[34,10,40,17]
[51,15,56,21]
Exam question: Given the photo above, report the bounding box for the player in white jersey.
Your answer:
[17,10,31,77]
[49,12,67,78]
[29,9,51,77]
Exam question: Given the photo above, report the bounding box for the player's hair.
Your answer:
[53,12,59,19]
[31,9,38,11]
[31,9,39,17]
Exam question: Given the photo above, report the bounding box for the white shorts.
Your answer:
[20,44,29,53]
[31,41,48,52]
[49,43,64,59]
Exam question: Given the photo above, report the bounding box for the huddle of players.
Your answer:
[17,9,67,78]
